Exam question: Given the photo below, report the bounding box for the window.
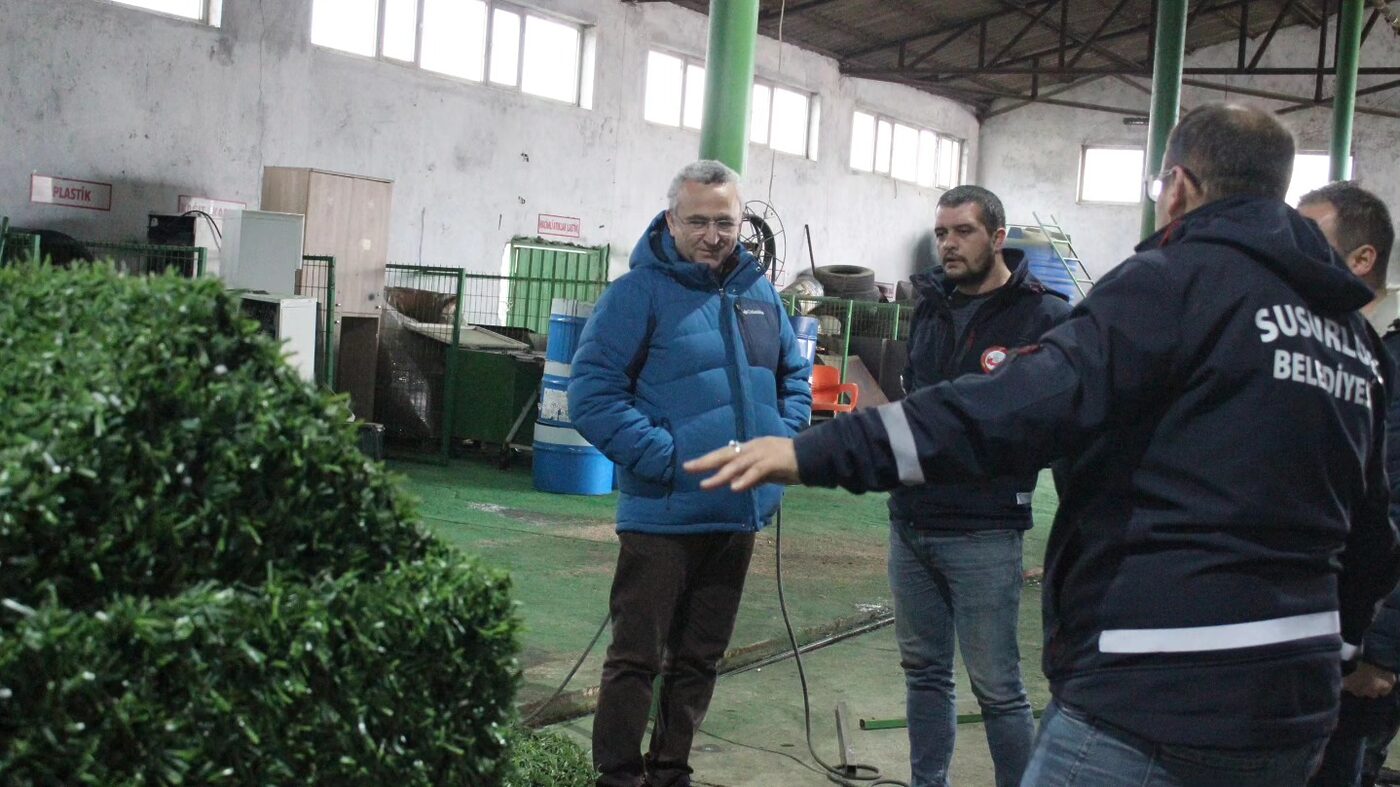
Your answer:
[1078,146,1146,204]
[101,0,221,24]
[850,111,962,188]
[642,50,818,160]
[1287,153,1352,206]
[308,0,592,106]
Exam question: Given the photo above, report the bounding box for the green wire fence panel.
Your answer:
[297,256,337,390]
[506,239,609,335]
[0,233,207,277]
[783,294,910,384]
[379,263,613,461]
[1,232,41,264]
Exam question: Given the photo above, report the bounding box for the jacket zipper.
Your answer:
[721,283,761,531]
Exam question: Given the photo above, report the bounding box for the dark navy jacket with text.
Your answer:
[569,211,812,535]
[892,248,1070,529]
[795,196,1400,747]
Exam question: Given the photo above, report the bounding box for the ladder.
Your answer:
[1033,212,1095,301]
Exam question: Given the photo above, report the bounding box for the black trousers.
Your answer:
[592,531,756,787]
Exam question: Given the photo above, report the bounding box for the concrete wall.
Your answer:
[1,0,979,286]
[979,18,1400,279]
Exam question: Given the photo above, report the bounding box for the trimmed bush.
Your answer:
[0,264,436,612]
[0,264,522,785]
[505,728,594,787]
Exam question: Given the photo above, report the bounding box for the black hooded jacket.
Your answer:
[795,197,1400,747]
[892,248,1070,529]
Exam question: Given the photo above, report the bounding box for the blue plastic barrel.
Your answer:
[790,315,819,368]
[1005,225,1082,305]
[534,298,613,495]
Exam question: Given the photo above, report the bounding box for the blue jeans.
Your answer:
[1022,701,1327,786]
[888,521,1034,787]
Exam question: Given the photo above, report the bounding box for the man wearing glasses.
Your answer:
[687,104,1400,785]
[569,160,812,787]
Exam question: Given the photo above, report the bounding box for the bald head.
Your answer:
[1164,104,1295,202]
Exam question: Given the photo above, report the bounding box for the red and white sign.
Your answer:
[178,195,246,222]
[30,174,112,211]
[980,346,1009,373]
[538,213,582,239]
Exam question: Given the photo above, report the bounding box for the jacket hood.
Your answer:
[1139,196,1373,313]
[629,210,764,290]
[911,247,1065,303]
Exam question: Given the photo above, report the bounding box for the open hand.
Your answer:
[684,437,800,492]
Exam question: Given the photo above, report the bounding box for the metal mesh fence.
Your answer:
[784,294,909,380]
[378,264,610,460]
[296,255,337,389]
[0,232,206,277]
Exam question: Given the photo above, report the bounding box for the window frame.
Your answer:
[1076,144,1148,205]
[641,49,819,161]
[94,0,222,25]
[850,109,963,190]
[309,0,592,107]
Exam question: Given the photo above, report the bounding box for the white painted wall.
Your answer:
[0,0,979,286]
[979,17,1400,280]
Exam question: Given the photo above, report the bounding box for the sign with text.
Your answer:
[30,175,112,211]
[178,195,246,222]
[538,213,582,239]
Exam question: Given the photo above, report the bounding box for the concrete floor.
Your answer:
[397,454,1059,785]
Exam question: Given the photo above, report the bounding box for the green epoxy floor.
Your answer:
[396,455,1058,786]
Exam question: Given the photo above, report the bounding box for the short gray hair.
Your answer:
[667,160,741,212]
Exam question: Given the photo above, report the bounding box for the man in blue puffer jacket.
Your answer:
[568,160,812,787]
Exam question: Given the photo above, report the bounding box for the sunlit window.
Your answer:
[101,0,221,24]
[642,51,817,160]
[1287,153,1353,206]
[308,0,591,106]
[1079,146,1146,204]
[853,111,961,188]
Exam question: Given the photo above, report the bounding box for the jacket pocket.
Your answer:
[734,298,781,371]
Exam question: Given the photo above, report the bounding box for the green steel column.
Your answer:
[1140,0,1189,239]
[1331,0,1365,181]
[699,0,760,173]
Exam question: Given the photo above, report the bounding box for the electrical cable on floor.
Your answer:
[773,507,910,787]
[520,611,611,727]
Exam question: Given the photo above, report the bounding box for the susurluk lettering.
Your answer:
[1256,304,1379,408]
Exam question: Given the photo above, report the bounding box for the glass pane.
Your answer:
[850,112,876,171]
[310,0,377,57]
[521,14,581,102]
[891,123,919,182]
[769,87,809,156]
[1287,153,1348,206]
[875,120,893,174]
[1079,147,1144,202]
[383,0,418,61]
[683,64,706,130]
[644,51,684,126]
[937,137,962,188]
[917,130,938,188]
[751,84,772,145]
[422,0,487,81]
[111,0,203,19]
[489,9,521,86]
[807,98,820,161]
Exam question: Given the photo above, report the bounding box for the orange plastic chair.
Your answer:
[811,364,859,414]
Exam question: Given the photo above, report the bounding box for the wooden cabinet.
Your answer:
[262,167,392,421]
[261,167,392,318]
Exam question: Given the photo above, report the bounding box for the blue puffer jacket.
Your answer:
[568,211,812,534]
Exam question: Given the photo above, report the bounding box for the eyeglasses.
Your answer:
[681,217,739,235]
[1145,165,1201,203]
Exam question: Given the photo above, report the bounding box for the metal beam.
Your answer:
[985,1,1060,67]
[1248,0,1297,70]
[1065,0,1134,69]
[1142,0,1187,238]
[842,65,1400,76]
[759,0,841,21]
[839,0,1057,60]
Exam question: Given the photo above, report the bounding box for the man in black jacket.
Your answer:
[687,104,1400,786]
[1299,181,1399,787]
[891,186,1068,787]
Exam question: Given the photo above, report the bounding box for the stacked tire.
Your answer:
[813,264,881,301]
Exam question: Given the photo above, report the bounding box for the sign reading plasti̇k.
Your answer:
[30,174,112,211]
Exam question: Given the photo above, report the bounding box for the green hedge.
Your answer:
[0,264,435,612]
[504,728,594,787]
[0,264,533,785]
[0,555,517,785]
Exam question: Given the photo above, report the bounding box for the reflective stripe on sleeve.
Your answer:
[877,402,926,485]
[1098,611,1340,654]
